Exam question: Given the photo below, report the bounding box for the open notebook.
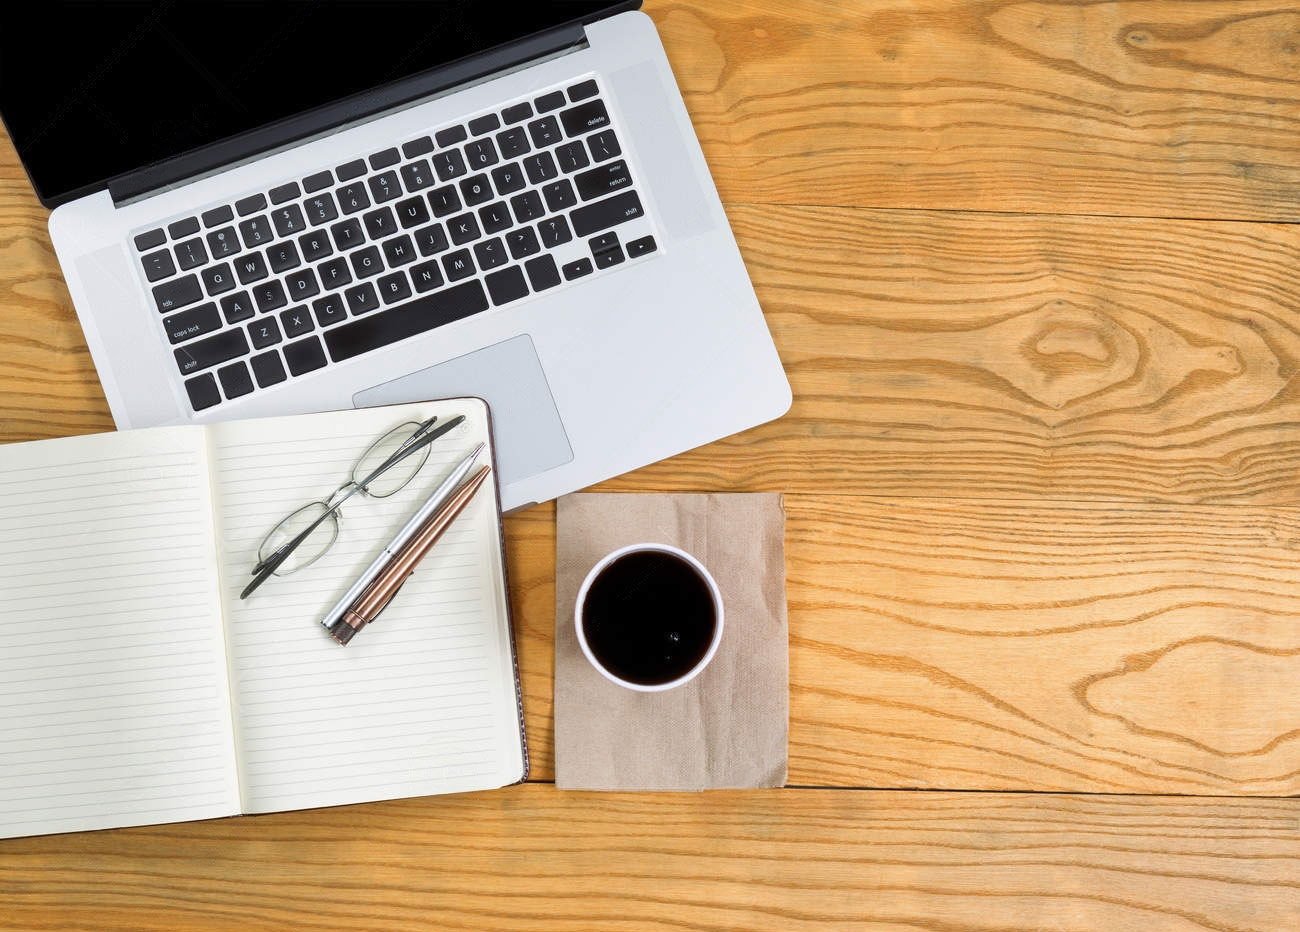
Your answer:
[0,398,526,839]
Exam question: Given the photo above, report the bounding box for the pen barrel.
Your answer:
[328,465,491,645]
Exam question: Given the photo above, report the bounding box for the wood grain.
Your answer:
[657,0,1300,221]
[510,495,1300,794]
[2,786,1297,932]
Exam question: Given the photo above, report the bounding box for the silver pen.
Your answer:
[319,442,485,631]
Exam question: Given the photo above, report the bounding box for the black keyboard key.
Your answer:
[490,162,526,195]
[535,90,566,113]
[382,234,417,267]
[163,301,222,344]
[395,195,431,229]
[538,215,572,249]
[435,125,467,147]
[442,248,475,281]
[279,305,315,338]
[595,244,625,269]
[236,252,269,284]
[556,141,590,173]
[323,280,489,363]
[368,171,402,203]
[267,241,301,274]
[153,274,203,313]
[505,226,540,260]
[402,136,434,158]
[560,99,610,137]
[235,193,267,216]
[206,226,240,259]
[270,181,301,205]
[448,212,481,245]
[542,178,577,212]
[468,113,501,136]
[485,265,528,305]
[174,238,209,271]
[248,317,282,349]
[185,373,221,411]
[479,201,512,234]
[201,262,236,296]
[627,234,657,257]
[253,279,288,313]
[587,129,621,162]
[331,217,365,250]
[527,115,562,149]
[336,159,366,181]
[589,232,620,253]
[141,249,176,282]
[571,190,644,237]
[496,126,529,159]
[221,291,255,324]
[400,159,434,192]
[432,150,467,182]
[524,254,561,292]
[336,183,371,214]
[427,185,461,217]
[303,169,334,193]
[284,267,320,302]
[410,259,444,293]
[318,256,353,290]
[350,245,384,279]
[575,159,632,201]
[510,190,545,223]
[298,230,333,263]
[413,223,449,257]
[502,101,533,124]
[175,328,250,375]
[562,257,593,280]
[238,215,274,248]
[464,138,498,169]
[459,173,492,206]
[567,79,598,102]
[168,216,200,239]
[474,237,508,270]
[201,205,233,228]
[284,336,328,376]
[363,206,397,240]
[217,361,254,399]
[304,192,339,226]
[251,351,287,387]
[345,281,379,314]
[135,228,165,251]
[369,147,400,170]
[377,271,413,304]
[524,151,558,185]
[312,293,348,327]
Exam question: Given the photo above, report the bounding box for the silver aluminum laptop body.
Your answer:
[45,11,790,511]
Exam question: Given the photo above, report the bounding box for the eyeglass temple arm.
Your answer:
[354,414,464,491]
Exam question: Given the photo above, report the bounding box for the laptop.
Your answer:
[0,1,790,511]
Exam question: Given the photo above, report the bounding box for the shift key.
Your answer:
[174,328,249,376]
[570,190,644,237]
[574,159,632,201]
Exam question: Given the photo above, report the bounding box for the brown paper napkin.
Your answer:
[554,492,788,790]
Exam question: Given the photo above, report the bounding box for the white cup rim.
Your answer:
[574,542,724,692]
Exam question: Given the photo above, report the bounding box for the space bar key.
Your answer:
[323,280,490,363]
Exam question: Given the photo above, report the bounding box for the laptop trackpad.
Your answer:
[352,334,573,486]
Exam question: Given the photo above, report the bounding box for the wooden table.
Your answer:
[2,1,1299,928]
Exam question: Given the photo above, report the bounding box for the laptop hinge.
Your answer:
[107,19,602,206]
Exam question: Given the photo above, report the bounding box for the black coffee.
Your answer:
[580,549,717,686]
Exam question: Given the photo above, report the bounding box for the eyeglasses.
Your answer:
[239,414,464,600]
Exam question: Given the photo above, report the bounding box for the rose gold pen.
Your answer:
[326,464,492,645]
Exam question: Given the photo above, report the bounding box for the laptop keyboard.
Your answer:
[131,77,658,414]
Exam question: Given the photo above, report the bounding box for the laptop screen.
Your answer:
[0,0,631,207]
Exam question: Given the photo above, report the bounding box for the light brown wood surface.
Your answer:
[3,0,1300,929]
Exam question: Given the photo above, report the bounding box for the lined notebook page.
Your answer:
[0,428,241,839]
[210,400,523,815]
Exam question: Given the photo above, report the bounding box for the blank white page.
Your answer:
[210,400,524,815]
[0,427,241,839]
